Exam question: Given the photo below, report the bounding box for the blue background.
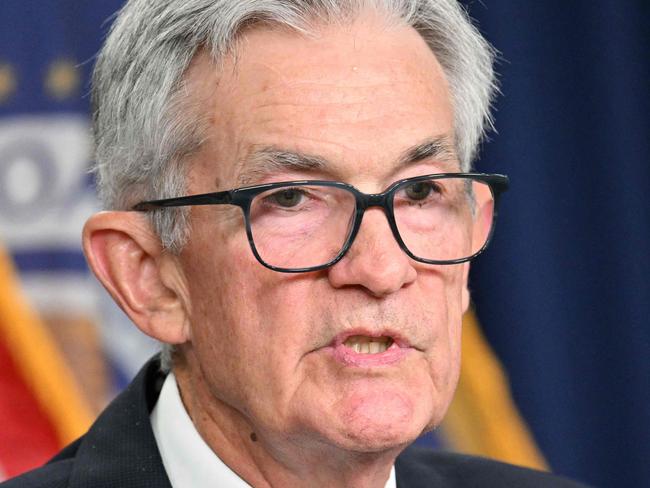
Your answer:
[465,2,649,487]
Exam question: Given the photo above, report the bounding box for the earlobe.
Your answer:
[82,211,191,345]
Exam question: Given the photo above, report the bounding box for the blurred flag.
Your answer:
[0,242,93,478]
[440,311,547,470]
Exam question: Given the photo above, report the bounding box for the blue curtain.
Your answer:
[463,1,649,487]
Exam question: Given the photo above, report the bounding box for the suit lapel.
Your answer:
[68,357,173,488]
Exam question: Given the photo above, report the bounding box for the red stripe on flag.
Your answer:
[0,333,60,478]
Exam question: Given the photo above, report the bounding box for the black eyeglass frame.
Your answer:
[133,172,509,273]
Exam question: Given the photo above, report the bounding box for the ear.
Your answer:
[82,211,191,345]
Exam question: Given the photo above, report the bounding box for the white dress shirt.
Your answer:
[151,373,397,488]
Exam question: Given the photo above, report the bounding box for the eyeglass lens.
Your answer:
[248,177,495,270]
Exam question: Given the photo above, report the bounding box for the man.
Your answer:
[4,0,587,487]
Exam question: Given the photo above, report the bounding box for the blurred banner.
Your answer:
[0,1,158,479]
[0,2,647,487]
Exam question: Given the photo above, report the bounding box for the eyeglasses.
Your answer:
[133,173,509,273]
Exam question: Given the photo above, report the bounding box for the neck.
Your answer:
[173,359,401,488]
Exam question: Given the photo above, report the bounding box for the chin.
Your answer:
[329,388,433,453]
[340,425,422,454]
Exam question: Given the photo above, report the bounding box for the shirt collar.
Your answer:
[151,372,396,488]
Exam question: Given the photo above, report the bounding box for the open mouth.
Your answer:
[343,335,394,354]
[329,332,410,366]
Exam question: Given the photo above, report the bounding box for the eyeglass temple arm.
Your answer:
[132,191,233,211]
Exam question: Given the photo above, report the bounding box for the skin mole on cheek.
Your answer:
[250,432,258,442]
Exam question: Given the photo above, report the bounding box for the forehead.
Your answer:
[186,15,455,190]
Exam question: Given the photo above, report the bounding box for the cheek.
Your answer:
[422,310,462,430]
[427,329,461,400]
[442,268,465,364]
[181,218,317,398]
[186,274,285,421]
[180,218,261,377]
[420,267,465,393]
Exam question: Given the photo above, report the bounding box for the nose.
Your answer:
[327,208,417,297]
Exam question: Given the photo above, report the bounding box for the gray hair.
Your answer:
[91,0,497,370]
[92,0,496,248]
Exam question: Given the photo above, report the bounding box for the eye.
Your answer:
[270,188,304,207]
[404,181,438,200]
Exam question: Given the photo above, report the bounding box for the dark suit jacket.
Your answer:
[1,357,588,487]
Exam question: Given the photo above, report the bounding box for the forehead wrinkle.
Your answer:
[237,146,329,186]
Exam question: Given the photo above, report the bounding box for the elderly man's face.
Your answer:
[178,17,468,454]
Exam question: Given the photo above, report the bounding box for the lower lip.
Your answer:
[329,343,411,367]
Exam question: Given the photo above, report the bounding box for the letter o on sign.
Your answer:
[0,139,57,223]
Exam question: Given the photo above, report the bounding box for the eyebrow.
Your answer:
[397,136,457,169]
[236,135,457,186]
[237,148,328,186]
